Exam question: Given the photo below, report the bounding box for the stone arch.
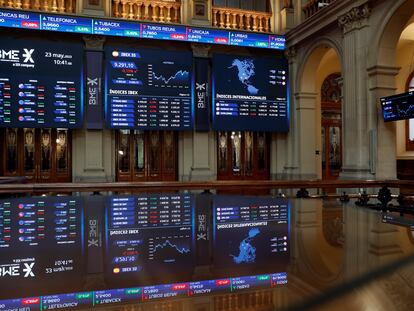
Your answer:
[369,0,414,68]
[296,37,343,93]
[294,38,343,178]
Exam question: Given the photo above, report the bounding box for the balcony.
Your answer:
[112,0,181,23]
[0,0,76,13]
[303,0,336,19]
[212,6,271,33]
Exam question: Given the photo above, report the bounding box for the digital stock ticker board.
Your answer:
[0,194,289,310]
[212,54,289,132]
[381,91,414,122]
[105,47,193,130]
[0,39,83,128]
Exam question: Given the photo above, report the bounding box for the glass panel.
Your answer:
[149,131,160,172]
[321,127,326,168]
[241,0,253,10]
[227,0,240,9]
[134,130,144,173]
[218,132,228,172]
[40,129,51,172]
[213,0,226,6]
[118,130,130,173]
[245,132,253,174]
[253,0,267,12]
[163,131,174,171]
[231,131,241,174]
[5,128,17,174]
[24,129,35,174]
[56,129,68,172]
[410,119,414,142]
[257,132,266,170]
[329,127,341,171]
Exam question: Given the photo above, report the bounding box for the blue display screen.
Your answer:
[212,54,289,132]
[0,194,289,310]
[40,14,92,33]
[0,39,83,128]
[380,91,414,122]
[105,47,193,130]
[213,196,289,274]
[105,195,194,284]
[0,9,285,50]
[93,19,140,37]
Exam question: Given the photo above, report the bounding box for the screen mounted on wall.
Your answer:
[380,91,414,122]
[105,47,193,130]
[212,54,289,132]
[0,39,83,128]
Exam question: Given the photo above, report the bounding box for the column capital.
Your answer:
[191,43,211,58]
[284,46,297,63]
[83,35,106,51]
[338,3,371,34]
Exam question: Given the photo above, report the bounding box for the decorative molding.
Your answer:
[338,3,371,34]
[83,35,106,50]
[285,46,297,62]
[190,43,211,58]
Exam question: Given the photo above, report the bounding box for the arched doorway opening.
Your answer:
[298,43,342,180]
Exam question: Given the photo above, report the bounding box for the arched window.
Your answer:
[212,0,270,12]
[406,72,414,151]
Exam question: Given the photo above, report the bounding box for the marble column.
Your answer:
[294,91,318,179]
[367,65,400,179]
[284,46,300,179]
[338,3,372,179]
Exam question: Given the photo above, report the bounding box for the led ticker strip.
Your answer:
[0,9,285,50]
[0,272,287,310]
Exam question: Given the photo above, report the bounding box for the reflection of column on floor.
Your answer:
[343,207,402,281]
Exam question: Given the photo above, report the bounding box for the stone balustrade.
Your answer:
[303,0,336,19]
[212,6,271,33]
[112,0,180,23]
[0,0,75,13]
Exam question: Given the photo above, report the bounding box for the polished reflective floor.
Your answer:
[0,192,413,310]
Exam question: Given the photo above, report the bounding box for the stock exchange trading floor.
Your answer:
[1,192,414,311]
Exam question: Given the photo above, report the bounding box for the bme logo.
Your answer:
[0,49,35,63]
[0,262,35,278]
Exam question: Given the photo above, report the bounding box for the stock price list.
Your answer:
[105,47,193,130]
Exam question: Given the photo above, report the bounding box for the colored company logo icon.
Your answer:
[113,267,120,274]
[112,50,119,58]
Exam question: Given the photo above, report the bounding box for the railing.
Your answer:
[302,0,336,19]
[212,6,271,33]
[1,180,414,194]
[112,0,181,23]
[0,0,76,13]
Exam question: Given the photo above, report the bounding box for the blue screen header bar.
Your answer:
[0,9,285,50]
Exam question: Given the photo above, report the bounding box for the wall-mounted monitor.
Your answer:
[212,54,289,132]
[381,91,414,122]
[105,47,193,130]
[0,39,83,128]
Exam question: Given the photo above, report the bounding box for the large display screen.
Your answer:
[212,54,289,132]
[0,193,289,311]
[0,9,286,51]
[105,194,194,284]
[105,47,193,130]
[380,91,414,122]
[212,196,289,275]
[0,39,83,128]
[0,196,84,298]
